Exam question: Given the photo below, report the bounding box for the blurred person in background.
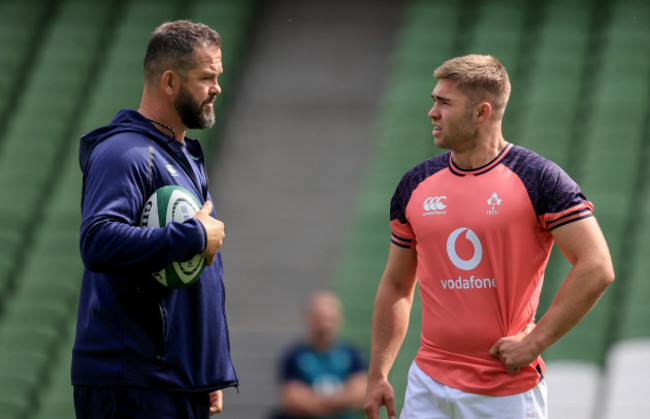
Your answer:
[363,54,614,419]
[73,20,236,418]
[274,291,367,419]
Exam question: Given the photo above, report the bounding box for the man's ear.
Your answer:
[475,102,492,123]
[160,70,178,96]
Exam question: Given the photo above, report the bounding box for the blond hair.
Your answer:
[434,55,511,118]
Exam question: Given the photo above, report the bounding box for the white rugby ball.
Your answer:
[140,185,206,288]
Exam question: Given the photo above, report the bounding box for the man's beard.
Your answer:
[175,85,216,129]
[435,110,477,150]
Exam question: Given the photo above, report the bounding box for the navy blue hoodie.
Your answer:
[72,109,238,392]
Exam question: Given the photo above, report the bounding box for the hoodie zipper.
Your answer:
[157,303,166,360]
[173,141,204,199]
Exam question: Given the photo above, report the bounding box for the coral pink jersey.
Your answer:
[390,143,593,396]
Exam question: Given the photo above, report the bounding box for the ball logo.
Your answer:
[140,201,153,227]
[171,199,194,222]
[446,227,482,270]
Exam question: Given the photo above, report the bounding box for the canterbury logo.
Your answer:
[423,196,447,211]
[446,227,482,270]
[166,164,179,177]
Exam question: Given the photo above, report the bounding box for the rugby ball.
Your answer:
[140,185,206,288]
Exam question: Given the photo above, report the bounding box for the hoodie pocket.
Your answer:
[129,277,169,359]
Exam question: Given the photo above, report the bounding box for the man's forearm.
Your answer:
[529,257,614,354]
[282,381,361,417]
[367,279,415,382]
[490,217,615,372]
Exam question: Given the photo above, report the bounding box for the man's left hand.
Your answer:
[489,330,540,374]
[209,390,223,415]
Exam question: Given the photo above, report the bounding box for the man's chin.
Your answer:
[203,116,215,128]
[184,114,215,130]
[202,109,215,127]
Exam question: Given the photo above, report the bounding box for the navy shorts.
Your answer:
[73,386,211,419]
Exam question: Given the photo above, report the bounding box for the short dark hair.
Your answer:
[144,20,221,82]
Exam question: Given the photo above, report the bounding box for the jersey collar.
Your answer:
[448,143,513,176]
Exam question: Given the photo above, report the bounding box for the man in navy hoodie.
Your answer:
[73,20,237,418]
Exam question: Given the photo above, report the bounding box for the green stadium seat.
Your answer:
[0,324,59,355]
[0,0,117,311]
[468,1,527,69]
[0,0,49,129]
[32,320,77,419]
[0,350,48,384]
[573,0,649,366]
[0,397,30,419]
[0,299,70,333]
[0,351,48,419]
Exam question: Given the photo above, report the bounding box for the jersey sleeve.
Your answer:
[390,172,416,249]
[535,158,594,230]
[503,146,595,231]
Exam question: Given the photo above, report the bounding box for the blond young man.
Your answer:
[363,55,614,419]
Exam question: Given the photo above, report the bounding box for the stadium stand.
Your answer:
[517,0,592,166]
[335,0,463,411]
[0,0,52,304]
[32,320,78,419]
[464,0,530,137]
[516,2,595,358]
[541,0,650,388]
[0,0,114,304]
[0,0,52,148]
[0,2,119,415]
[618,138,650,343]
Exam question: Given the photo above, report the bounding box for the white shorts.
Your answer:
[400,361,548,419]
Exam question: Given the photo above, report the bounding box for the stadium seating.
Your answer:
[0,0,50,140]
[335,2,465,409]
[517,0,592,166]
[0,20,109,418]
[0,0,112,304]
[550,0,650,371]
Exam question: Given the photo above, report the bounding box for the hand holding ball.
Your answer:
[140,186,210,288]
[192,200,225,266]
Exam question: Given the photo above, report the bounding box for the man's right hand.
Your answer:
[193,201,224,266]
[363,378,397,419]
